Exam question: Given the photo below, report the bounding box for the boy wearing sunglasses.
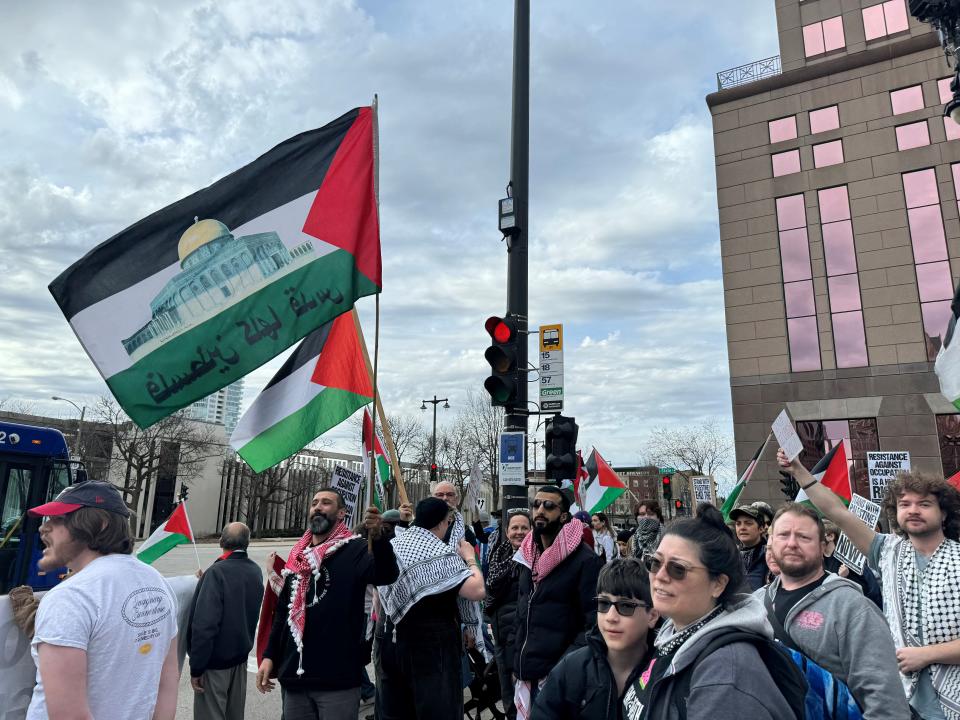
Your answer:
[533,559,659,719]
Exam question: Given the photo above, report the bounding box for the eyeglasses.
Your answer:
[434,491,456,499]
[531,499,560,511]
[594,596,647,616]
[642,554,707,581]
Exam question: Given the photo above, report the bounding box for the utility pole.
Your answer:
[501,0,530,527]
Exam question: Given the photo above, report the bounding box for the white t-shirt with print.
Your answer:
[27,553,177,720]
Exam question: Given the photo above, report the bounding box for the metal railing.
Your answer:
[716,55,782,90]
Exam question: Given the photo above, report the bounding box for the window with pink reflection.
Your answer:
[777,195,807,231]
[908,205,949,264]
[916,261,954,303]
[903,169,938,209]
[787,316,822,371]
[862,4,887,40]
[823,17,845,52]
[923,300,953,359]
[939,78,953,104]
[773,149,801,177]
[779,228,813,282]
[818,186,851,223]
[810,106,840,134]
[891,85,925,115]
[823,221,857,275]
[896,121,930,151]
[833,311,869,368]
[769,116,798,144]
[945,118,960,142]
[828,274,863,313]
[883,0,909,33]
[953,163,960,200]
[803,22,826,57]
[813,140,844,168]
[785,280,816,318]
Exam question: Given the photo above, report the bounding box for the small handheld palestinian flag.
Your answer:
[582,448,626,514]
[720,434,772,522]
[796,441,852,506]
[137,502,194,564]
[362,408,390,510]
[231,311,373,473]
[49,106,381,429]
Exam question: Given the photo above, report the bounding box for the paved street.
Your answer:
[155,539,498,720]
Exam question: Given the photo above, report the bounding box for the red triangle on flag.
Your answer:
[594,449,625,489]
[948,470,960,492]
[818,441,852,503]
[163,502,193,541]
[310,313,374,398]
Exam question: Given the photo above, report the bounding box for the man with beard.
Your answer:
[513,486,602,719]
[779,449,960,720]
[755,503,908,719]
[629,501,663,559]
[730,504,770,591]
[256,488,398,720]
[25,481,179,720]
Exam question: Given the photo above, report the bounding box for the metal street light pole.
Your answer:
[420,395,449,483]
[51,395,85,458]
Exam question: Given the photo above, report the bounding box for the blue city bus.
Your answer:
[0,421,85,594]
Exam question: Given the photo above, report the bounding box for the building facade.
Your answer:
[187,380,245,437]
[709,0,960,506]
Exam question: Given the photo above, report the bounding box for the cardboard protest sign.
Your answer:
[867,451,910,501]
[834,494,882,574]
[691,476,715,504]
[331,464,364,526]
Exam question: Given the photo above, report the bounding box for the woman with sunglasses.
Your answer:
[534,558,659,719]
[623,504,804,720]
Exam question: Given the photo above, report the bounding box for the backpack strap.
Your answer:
[673,631,806,720]
[763,589,802,654]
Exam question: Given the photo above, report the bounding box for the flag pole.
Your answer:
[369,93,381,516]
[182,501,203,573]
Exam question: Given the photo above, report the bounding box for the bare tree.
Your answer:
[230,459,330,537]
[0,397,38,415]
[459,390,504,510]
[91,396,221,536]
[643,419,733,479]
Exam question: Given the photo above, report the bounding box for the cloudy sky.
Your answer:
[0,0,778,478]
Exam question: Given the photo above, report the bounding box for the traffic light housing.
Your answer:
[483,315,521,408]
[675,499,683,511]
[545,415,578,481]
[431,463,439,483]
[661,475,673,502]
[779,471,799,500]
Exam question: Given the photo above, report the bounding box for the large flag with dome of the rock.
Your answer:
[48,106,381,429]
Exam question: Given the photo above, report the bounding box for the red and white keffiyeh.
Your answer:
[283,521,357,674]
[513,518,584,586]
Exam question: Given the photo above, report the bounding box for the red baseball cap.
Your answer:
[29,481,130,518]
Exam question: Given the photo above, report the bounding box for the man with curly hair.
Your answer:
[779,449,960,720]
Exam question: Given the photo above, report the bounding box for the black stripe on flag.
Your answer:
[49,108,361,319]
[261,321,334,392]
[585,450,598,483]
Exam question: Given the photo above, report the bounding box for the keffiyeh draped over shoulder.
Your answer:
[447,512,490,659]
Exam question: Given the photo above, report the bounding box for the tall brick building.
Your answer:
[708,0,960,506]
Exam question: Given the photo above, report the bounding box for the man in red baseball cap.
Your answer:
[24,481,180,720]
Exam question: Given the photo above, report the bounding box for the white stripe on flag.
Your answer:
[230,361,327,448]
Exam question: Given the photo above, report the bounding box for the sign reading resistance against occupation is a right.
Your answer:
[867,451,910,501]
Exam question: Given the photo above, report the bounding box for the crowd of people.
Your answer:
[12,452,960,720]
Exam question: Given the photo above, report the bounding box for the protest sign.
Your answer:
[331,464,364,526]
[867,451,910,501]
[833,494,882,574]
[691,476,715,504]
[772,410,803,461]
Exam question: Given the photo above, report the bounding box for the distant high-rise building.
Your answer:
[188,380,245,436]
[708,1,960,506]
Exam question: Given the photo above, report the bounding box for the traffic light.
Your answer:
[675,499,683,511]
[661,475,673,502]
[431,463,439,483]
[178,485,189,502]
[779,471,799,500]
[545,415,578,481]
[483,315,521,408]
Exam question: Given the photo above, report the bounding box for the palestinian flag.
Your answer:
[49,107,381,429]
[363,408,390,510]
[796,441,852,506]
[583,449,626,514]
[721,434,771,522]
[935,282,960,410]
[256,553,287,665]
[948,469,960,492]
[137,502,194,564]
[230,312,373,472]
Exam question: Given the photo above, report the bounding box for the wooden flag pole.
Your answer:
[351,307,409,506]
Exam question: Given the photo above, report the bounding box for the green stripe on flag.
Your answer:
[137,532,190,565]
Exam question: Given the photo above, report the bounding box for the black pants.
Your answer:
[375,620,463,720]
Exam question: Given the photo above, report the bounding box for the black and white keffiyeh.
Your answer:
[887,536,960,719]
[377,524,471,626]
[447,511,490,659]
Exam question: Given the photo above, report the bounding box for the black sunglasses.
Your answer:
[594,596,646,617]
[531,499,560,511]
[642,554,706,581]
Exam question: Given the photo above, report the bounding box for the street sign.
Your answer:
[658,467,677,475]
[499,431,525,486]
[539,324,564,412]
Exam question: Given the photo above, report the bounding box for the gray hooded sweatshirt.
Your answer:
[622,594,795,720]
[754,573,909,720]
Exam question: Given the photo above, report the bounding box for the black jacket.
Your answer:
[188,551,264,677]
[264,535,398,691]
[486,562,521,676]
[740,542,769,592]
[514,541,602,681]
[534,627,652,720]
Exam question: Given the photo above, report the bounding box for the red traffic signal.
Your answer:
[675,499,682,509]
[431,463,438,471]
[485,316,516,344]
[484,315,521,407]
[661,476,671,485]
